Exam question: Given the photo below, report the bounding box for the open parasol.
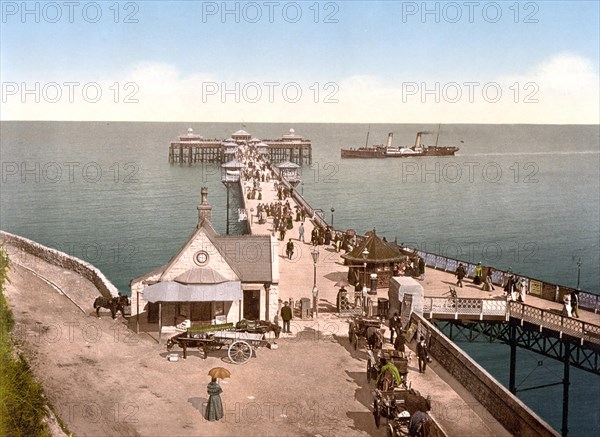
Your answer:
[208,367,231,379]
[334,279,351,288]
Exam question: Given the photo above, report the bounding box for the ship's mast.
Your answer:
[435,123,441,147]
[365,124,371,148]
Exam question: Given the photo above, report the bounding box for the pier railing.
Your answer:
[423,297,507,321]
[507,301,600,345]
[414,250,600,314]
[423,296,600,346]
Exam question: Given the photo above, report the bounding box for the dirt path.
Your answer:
[4,258,376,437]
[4,244,510,437]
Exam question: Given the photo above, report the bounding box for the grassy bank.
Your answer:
[0,244,52,437]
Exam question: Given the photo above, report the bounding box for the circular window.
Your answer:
[194,251,209,266]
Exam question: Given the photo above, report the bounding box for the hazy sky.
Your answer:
[1,0,599,123]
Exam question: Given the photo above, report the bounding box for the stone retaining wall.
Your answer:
[411,312,560,437]
[0,230,118,299]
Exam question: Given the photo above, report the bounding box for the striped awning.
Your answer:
[143,281,242,303]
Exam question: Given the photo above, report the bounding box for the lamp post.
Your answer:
[576,257,582,290]
[250,207,254,225]
[301,182,304,196]
[362,248,369,314]
[330,207,335,227]
[311,247,320,318]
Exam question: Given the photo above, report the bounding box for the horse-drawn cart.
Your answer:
[348,316,383,350]
[367,349,409,387]
[166,323,270,364]
[372,387,431,432]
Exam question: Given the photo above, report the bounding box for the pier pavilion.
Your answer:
[168,127,312,165]
[342,230,408,289]
[129,187,279,339]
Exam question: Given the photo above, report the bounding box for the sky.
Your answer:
[1,0,599,123]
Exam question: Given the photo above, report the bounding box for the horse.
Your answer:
[235,319,281,339]
[93,295,130,319]
[377,367,398,392]
[257,320,281,339]
[366,326,383,351]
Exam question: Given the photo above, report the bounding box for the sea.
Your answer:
[1,121,599,435]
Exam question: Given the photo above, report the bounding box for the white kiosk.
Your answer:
[388,276,424,325]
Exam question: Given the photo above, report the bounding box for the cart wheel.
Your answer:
[373,398,381,428]
[386,422,395,437]
[228,340,252,364]
[367,360,372,383]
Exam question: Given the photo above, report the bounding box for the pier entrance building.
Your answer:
[130,188,279,340]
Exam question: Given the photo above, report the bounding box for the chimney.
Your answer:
[197,187,212,226]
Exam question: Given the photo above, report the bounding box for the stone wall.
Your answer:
[411,313,560,437]
[0,230,119,299]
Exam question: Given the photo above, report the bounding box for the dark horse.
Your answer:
[366,326,383,351]
[236,319,281,339]
[93,295,130,319]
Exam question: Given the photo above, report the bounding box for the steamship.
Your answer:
[340,131,460,159]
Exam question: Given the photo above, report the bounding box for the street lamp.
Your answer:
[311,247,320,318]
[250,207,255,225]
[301,182,304,196]
[362,248,369,314]
[330,207,335,228]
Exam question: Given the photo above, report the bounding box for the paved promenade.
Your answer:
[240,164,516,436]
[240,159,599,327]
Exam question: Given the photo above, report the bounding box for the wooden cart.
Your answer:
[348,316,382,350]
[166,323,269,364]
[367,349,409,386]
[372,387,431,431]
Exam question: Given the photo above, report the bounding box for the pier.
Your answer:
[2,135,598,437]
[168,128,312,165]
[235,140,599,437]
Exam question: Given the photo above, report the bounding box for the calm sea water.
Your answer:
[1,121,599,434]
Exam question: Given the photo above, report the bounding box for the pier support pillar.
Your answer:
[562,342,571,436]
[509,323,517,394]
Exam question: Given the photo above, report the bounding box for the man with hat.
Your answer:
[280,301,293,334]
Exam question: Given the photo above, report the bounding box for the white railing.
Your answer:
[423,297,507,320]
[423,297,600,346]
[507,301,600,345]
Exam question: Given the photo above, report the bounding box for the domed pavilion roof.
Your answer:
[342,230,404,264]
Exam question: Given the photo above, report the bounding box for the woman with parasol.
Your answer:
[205,367,229,421]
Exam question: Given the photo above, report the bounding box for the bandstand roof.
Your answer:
[342,230,404,264]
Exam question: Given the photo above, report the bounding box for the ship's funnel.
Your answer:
[414,132,423,149]
[386,133,394,148]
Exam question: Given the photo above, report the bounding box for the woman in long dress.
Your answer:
[205,377,224,421]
